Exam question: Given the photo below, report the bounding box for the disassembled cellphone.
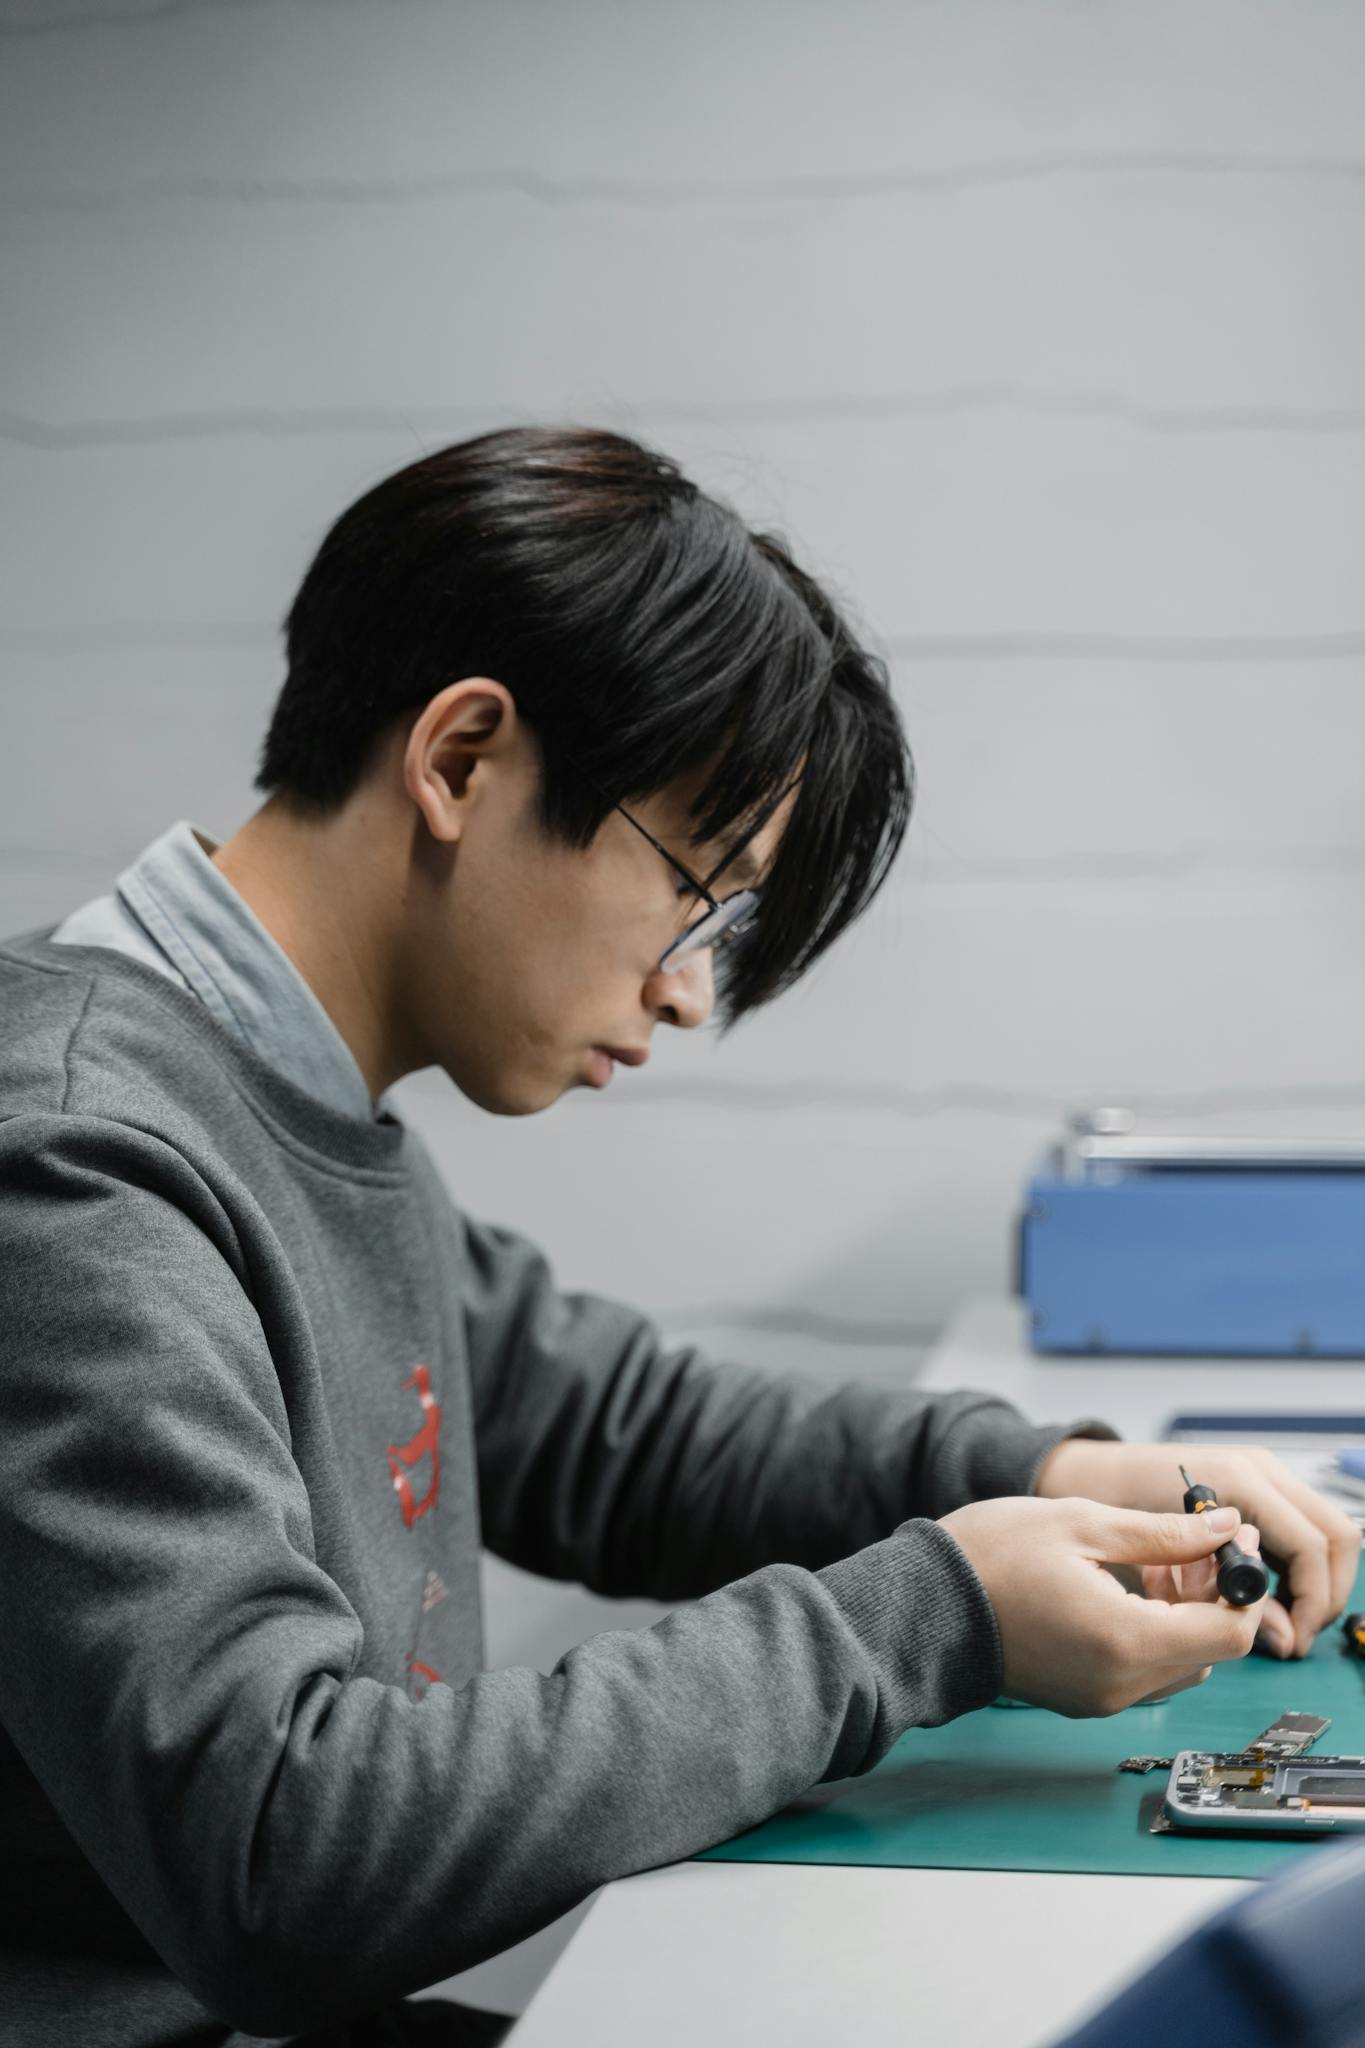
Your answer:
[1163,1752,1365,1834]
[1155,1713,1365,1835]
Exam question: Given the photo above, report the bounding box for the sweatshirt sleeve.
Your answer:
[0,1113,1004,2039]
[458,1210,1117,1601]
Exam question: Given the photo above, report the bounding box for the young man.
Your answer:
[0,428,1357,2047]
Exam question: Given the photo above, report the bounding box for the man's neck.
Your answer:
[209,797,415,1101]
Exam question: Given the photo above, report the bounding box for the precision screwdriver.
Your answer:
[1178,1464,1271,1607]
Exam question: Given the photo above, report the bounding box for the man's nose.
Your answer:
[645,946,715,1030]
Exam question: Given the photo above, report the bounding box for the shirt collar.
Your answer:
[116,820,379,1123]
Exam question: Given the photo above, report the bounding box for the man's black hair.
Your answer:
[255,425,913,1027]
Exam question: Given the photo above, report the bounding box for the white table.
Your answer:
[921,1296,1365,1450]
[511,1297,1364,2045]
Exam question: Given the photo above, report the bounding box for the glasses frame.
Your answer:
[564,754,762,973]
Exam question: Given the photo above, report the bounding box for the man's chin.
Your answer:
[447,1064,569,1118]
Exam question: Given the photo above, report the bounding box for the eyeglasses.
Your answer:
[613,802,761,972]
[565,755,762,973]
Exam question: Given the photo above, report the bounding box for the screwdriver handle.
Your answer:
[1213,1538,1270,1608]
[1178,1464,1270,1607]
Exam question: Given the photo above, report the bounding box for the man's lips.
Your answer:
[586,1045,648,1089]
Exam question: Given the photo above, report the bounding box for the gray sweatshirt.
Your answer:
[0,888,1110,2044]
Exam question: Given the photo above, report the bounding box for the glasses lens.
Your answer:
[659,889,759,971]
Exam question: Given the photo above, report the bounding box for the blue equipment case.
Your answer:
[1018,1111,1365,1357]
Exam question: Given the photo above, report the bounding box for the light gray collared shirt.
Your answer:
[51,819,380,1121]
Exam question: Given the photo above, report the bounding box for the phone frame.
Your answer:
[1163,1750,1365,1834]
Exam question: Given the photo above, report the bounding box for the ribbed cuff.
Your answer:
[945,1399,1120,1503]
[1022,1418,1122,1494]
[815,1517,1002,1768]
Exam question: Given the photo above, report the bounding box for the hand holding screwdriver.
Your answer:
[937,1494,1264,1716]
[1034,1437,1361,1656]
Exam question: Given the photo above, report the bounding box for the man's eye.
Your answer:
[675,880,699,901]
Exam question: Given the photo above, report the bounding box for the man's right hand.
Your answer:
[937,1494,1266,1717]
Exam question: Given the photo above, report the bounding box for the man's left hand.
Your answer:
[1033,1438,1363,1659]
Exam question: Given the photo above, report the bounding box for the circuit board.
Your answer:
[1120,1710,1332,1778]
[1240,1711,1334,1761]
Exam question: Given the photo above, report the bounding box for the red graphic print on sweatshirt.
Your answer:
[386,1365,442,1530]
[405,1656,444,1700]
[404,1572,449,1701]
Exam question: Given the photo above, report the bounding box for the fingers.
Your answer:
[1199,1449,1360,1653]
[1179,1546,1217,1603]
[1141,1562,1180,1604]
[1141,1521,1257,1606]
[1082,1502,1240,1568]
[1244,1450,1364,1630]
[1255,1594,1296,1659]
[1126,1583,1264,1667]
[1241,1486,1332,1656]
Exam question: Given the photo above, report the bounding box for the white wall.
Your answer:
[4,0,1365,2013]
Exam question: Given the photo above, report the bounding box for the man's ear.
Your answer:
[404,678,517,844]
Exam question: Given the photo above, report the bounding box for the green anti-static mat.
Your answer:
[699,1561,1365,1879]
